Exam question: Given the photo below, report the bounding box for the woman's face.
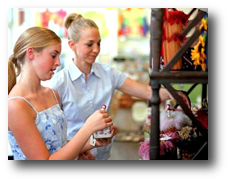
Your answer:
[33,43,61,80]
[75,28,101,64]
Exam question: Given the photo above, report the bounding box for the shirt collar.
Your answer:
[68,60,101,81]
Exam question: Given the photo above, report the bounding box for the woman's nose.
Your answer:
[93,45,100,53]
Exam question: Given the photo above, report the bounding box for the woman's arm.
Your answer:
[119,77,190,106]
[118,77,170,101]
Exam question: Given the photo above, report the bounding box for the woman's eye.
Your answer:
[87,44,92,47]
[52,55,56,59]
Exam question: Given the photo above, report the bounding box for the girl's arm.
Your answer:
[8,100,112,160]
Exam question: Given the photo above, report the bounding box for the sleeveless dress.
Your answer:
[8,89,67,160]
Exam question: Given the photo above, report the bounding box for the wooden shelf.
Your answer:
[150,71,208,83]
[149,8,208,160]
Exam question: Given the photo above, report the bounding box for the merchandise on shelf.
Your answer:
[191,13,208,71]
[161,9,189,70]
[140,100,208,160]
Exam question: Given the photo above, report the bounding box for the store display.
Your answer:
[142,8,208,160]
[140,101,208,160]
[139,138,150,160]
[162,9,189,70]
[181,48,199,71]
[191,14,208,71]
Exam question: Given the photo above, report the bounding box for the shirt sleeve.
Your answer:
[110,66,127,89]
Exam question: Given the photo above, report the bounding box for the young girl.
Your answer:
[8,27,113,160]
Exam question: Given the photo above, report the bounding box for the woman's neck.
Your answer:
[74,58,92,76]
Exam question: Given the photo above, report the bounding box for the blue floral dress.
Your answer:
[8,89,67,160]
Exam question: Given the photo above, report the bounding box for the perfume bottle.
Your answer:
[93,105,112,138]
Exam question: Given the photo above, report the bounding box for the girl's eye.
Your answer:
[87,44,93,47]
[52,55,56,59]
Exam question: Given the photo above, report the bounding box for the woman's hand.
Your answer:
[85,110,113,133]
[168,90,191,109]
[95,126,117,147]
[160,88,191,109]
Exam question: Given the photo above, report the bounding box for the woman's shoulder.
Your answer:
[93,63,115,74]
[94,62,111,69]
[50,68,67,87]
[53,68,66,80]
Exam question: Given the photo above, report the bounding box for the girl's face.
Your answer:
[33,43,61,81]
[75,28,101,64]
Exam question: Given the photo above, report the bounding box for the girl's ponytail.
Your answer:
[8,54,20,94]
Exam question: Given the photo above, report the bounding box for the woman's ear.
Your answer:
[68,40,76,52]
[26,47,35,60]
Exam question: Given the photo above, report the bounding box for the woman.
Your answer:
[8,27,113,160]
[50,13,190,160]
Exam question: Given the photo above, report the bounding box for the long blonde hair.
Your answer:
[64,13,99,42]
[8,27,61,94]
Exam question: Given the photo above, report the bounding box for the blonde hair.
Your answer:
[8,27,61,94]
[64,13,98,42]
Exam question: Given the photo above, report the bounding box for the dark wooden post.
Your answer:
[149,8,163,160]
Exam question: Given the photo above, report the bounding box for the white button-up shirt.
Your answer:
[49,60,127,160]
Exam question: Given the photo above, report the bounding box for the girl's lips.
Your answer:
[50,69,56,74]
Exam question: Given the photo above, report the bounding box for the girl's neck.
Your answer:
[18,68,42,94]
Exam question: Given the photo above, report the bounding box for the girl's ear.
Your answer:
[26,47,35,60]
[68,40,76,52]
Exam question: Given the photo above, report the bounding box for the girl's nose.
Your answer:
[55,57,61,66]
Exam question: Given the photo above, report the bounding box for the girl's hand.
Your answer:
[95,126,117,147]
[85,110,113,133]
[78,150,95,160]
